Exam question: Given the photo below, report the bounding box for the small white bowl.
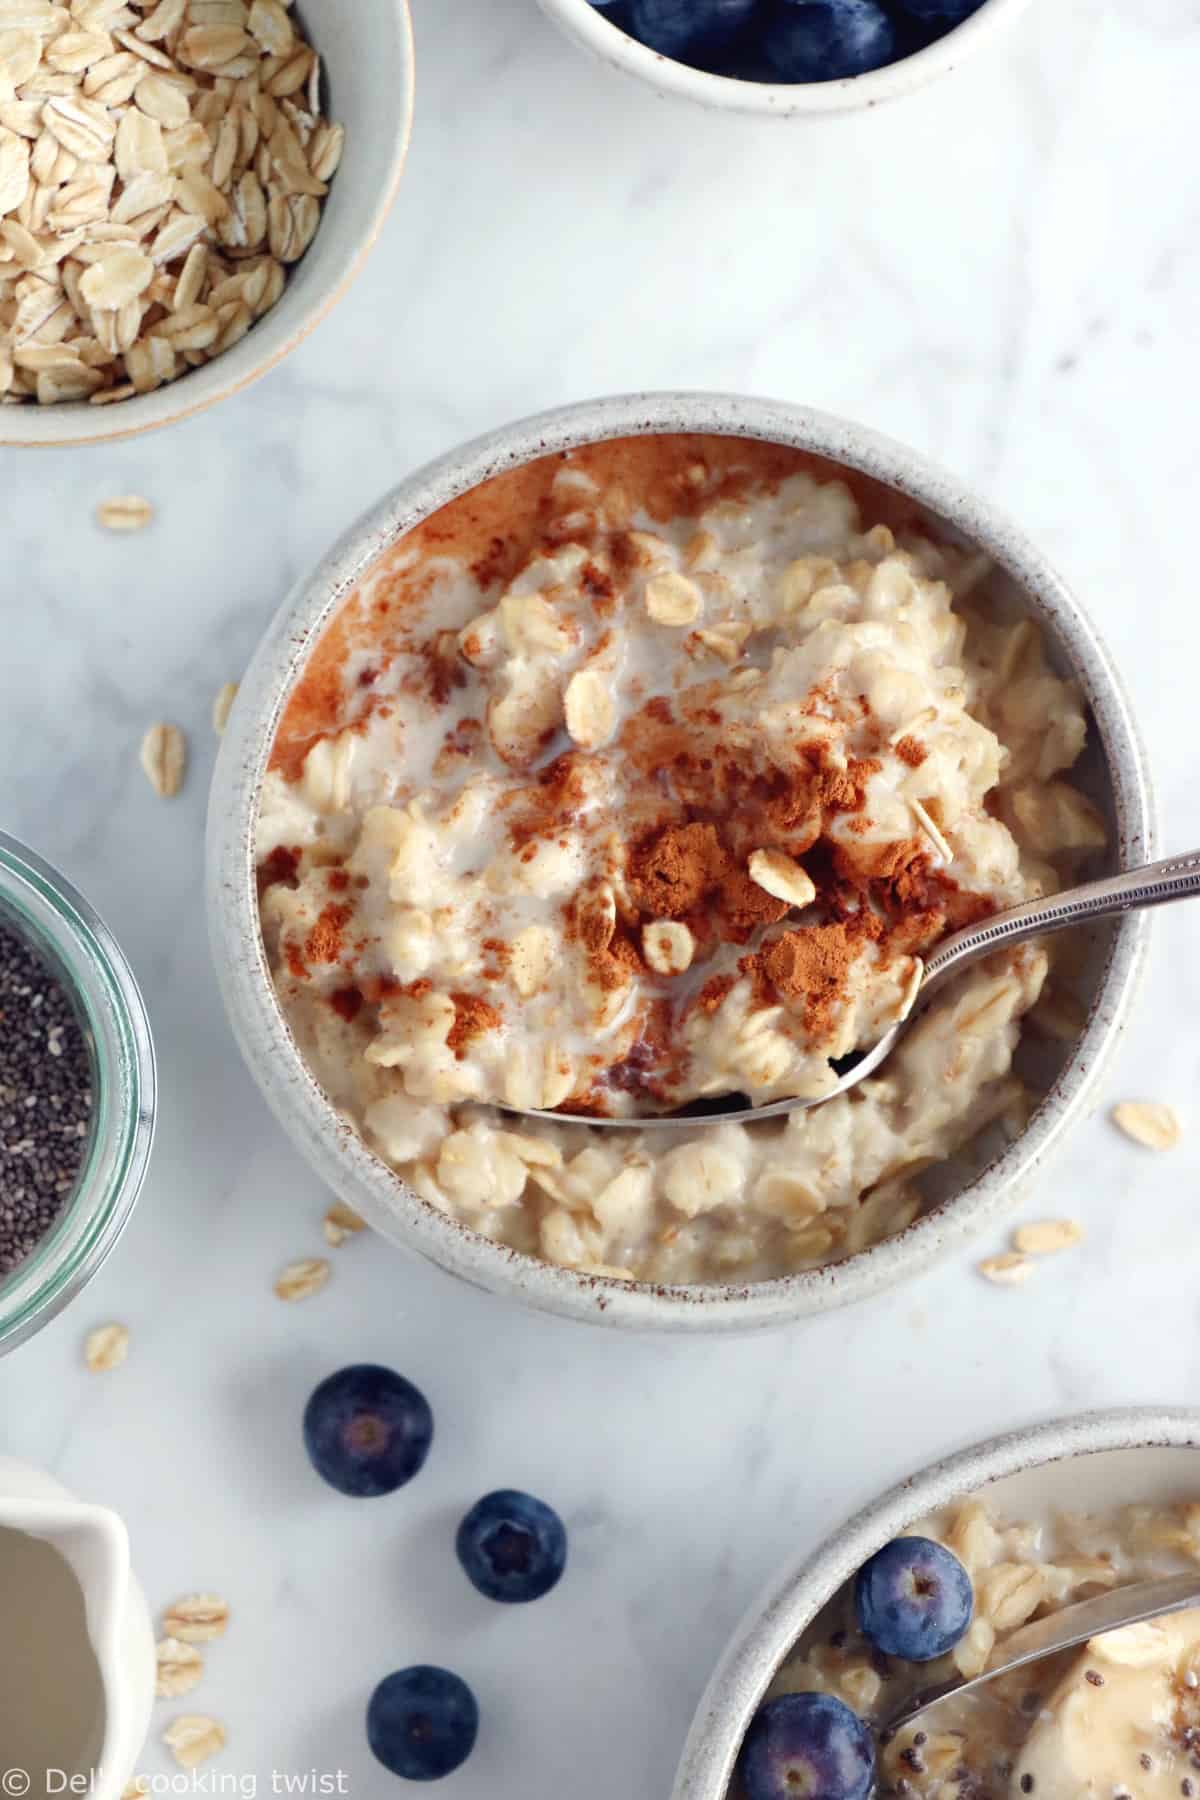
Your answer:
[0,0,413,449]
[673,1408,1200,1798]
[206,391,1152,1335]
[535,0,1035,117]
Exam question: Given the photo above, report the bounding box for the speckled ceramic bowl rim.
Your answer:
[206,390,1153,1334]
[672,1407,1200,1798]
[0,0,414,449]
[534,0,1035,118]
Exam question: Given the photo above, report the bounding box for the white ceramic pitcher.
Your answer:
[0,1456,155,1800]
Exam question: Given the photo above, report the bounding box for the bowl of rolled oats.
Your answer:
[0,0,413,444]
[673,1408,1200,1800]
[206,391,1152,1332]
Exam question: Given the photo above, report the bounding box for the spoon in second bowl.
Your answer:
[877,1570,1200,1741]
[507,847,1200,1132]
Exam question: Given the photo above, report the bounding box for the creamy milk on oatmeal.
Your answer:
[255,434,1106,1285]
[771,1496,1200,1800]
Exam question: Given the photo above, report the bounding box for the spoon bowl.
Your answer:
[880,1572,1200,1738]
[508,849,1200,1131]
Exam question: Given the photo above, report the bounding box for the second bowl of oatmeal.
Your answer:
[673,1408,1200,1799]
[206,391,1152,1332]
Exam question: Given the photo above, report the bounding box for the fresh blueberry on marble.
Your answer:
[854,1535,974,1660]
[762,0,896,80]
[302,1364,433,1498]
[628,0,759,59]
[367,1666,478,1782]
[739,1692,875,1800]
[456,1489,567,1604]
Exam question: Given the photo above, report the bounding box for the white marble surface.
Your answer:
[1,1,1198,1794]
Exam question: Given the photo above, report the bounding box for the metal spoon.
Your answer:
[878,1570,1200,1738]
[508,848,1200,1131]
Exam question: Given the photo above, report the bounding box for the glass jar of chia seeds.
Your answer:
[0,830,155,1355]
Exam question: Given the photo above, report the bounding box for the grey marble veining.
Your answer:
[1,0,1198,1793]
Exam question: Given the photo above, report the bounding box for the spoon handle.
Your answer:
[879,1570,1200,1737]
[921,848,1200,1001]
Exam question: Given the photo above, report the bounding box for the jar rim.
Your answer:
[0,830,155,1354]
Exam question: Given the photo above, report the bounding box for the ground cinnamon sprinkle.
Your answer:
[305,903,353,966]
[758,923,854,1041]
[480,937,511,980]
[716,868,790,942]
[330,986,364,1023]
[590,928,646,995]
[446,992,502,1058]
[257,844,301,896]
[835,834,926,889]
[894,735,928,768]
[626,822,729,918]
[504,753,595,848]
[693,974,736,1015]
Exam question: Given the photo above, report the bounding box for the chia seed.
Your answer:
[0,921,93,1276]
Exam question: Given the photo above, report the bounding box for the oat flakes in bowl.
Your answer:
[0,0,413,444]
[675,1410,1200,1800]
[206,392,1152,1333]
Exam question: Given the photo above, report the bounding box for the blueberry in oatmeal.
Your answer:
[854,1536,973,1661]
[303,1364,433,1498]
[739,1692,875,1800]
[366,1666,478,1781]
[456,1489,567,1603]
[627,0,759,58]
[762,0,896,80]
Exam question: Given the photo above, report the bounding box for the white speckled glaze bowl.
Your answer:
[205,391,1153,1334]
[0,0,413,449]
[535,0,1035,118]
[673,1408,1200,1798]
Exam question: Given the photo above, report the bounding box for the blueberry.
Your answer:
[854,1535,974,1661]
[738,1692,874,1800]
[456,1489,567,1603]
[895,0,984,17]
[367,1666,478,1782]
[303,1364,433,1498]
[627,0,760,61]
[761,0,895,80]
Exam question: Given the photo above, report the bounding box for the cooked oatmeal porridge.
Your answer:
[255,433,1107,1285]
[767,1496,1200,1799]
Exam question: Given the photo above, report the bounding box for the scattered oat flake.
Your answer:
[163,1715,225,1770]
[122,1783,151,1799]
[96,495,154,533]
[274,1256,330,1300]
[85,1322,129,1371]
[323,1200,365,1247]
[155,1636,204,1698]
[978,1253,1034,1287]
[162,1593,229,1643]
[1013,1218,1085,1257]
[211,681,239,735]
[1111,1101,1181,1151]
[139,722,186,798]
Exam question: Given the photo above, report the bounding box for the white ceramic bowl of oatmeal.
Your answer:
[535,0,1035,119]
[673,1408,1200,1799]
[0,0,413,447]
[205,391,1152,1332]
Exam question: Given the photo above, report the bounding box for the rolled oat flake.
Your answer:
[0,922,93,1276]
